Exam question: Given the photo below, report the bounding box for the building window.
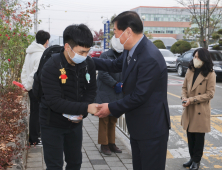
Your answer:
[141,13,191,22]
[144,27,187,34]
[154,17,159,21]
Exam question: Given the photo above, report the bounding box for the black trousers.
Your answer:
[28,90,40,144]
[41,124,82,170]
[130,130,169,170]
[187,131,205,163]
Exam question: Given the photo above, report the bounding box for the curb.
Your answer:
[8,94,29,170]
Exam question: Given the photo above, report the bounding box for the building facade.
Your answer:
[131,6,192,39]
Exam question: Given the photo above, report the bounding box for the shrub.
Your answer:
[212,34,220,40]
[0,1,37,94]
[153,40,166,49]
[213,45,220,50]
[190,41,199,48]
[219,40,222,46]
[218,29,222,35]
[171,40,191,54]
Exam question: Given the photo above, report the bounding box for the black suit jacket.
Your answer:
[93,36,171,140]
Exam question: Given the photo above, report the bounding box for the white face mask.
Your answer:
[193,58,204,68]
[68,45,87,64]
[111,30,130,53]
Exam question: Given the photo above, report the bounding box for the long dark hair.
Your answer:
[188,48,214,77]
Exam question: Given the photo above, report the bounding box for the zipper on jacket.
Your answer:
[65,65,87,101]
[76,70,79,102]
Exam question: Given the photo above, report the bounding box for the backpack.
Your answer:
[32,45,63,102]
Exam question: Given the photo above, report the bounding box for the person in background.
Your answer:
[181,48,216,170]
[21,30,50,145]
[95,44,123,155]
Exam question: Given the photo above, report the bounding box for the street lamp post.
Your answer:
[141,15,145,33]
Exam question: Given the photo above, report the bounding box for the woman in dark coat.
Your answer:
[95,47,123,155]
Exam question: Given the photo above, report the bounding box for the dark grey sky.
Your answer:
[31,0,182,36]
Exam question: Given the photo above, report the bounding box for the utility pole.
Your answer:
[48,18,50,33]
[207,0,210,46]
[34,0,38,33]
[46,17,52,34]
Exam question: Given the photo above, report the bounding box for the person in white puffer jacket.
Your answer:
[21,30,50,145]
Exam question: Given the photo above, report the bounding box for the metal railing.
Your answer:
[116,114,130,138]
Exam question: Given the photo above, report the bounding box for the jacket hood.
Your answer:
[26,41,45,54]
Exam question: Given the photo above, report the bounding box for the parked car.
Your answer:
[174,53,181,57]
[89,48,102,58]
[159,49,177,70]
[176,50,222,79]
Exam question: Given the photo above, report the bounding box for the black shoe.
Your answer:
[183,159,193,167]
[190,162,200,170]
[100,145,112,155]
[29,139,42,146]
[108,143,122,153]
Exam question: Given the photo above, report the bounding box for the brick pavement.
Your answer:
[26,115,133,170]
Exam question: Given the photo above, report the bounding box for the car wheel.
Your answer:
[177,65,184,77]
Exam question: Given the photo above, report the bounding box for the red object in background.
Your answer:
[13,81,26,91]
[89,49,102,58]
[8,59,11,62]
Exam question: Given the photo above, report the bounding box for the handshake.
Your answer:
[87,103,111,118]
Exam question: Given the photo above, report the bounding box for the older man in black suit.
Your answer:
[92,11,171,170]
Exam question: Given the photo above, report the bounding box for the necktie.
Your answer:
[127,55,131,65]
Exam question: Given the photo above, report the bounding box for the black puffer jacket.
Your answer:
[40,49,97,128]
[95,49,123,105]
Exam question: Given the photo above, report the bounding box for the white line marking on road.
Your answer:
[168,75,185,80]
[208,127,222,140]
[168,147,190,158]
[217,117,222,121]
[215,109,222,113]
[216,85,222,89]
[169,105,183,109]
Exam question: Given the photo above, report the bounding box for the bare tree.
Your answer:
[176,0,222,48]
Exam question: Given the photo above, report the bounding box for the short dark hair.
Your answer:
[188,48,214,77]
[63,24,93,48]
[36,30,50,45]
[112,11,143,34]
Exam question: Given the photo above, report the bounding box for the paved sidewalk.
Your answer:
[26,115,133,170]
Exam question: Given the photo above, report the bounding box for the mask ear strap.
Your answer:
[119,30,126,38]
[123,34,131,45]
[68,45,74,53]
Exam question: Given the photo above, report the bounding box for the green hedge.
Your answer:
[153,40,166,49]
[190,41,199,48]
[212,34,220,40]
[171,40,191,54]
[218,29,222,35]
[213,45,220,50]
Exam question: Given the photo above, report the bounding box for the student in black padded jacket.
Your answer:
[40,24,98,170]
